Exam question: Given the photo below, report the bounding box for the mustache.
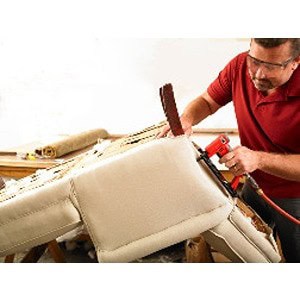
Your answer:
[251,76,275,90]
[251,76,271,84]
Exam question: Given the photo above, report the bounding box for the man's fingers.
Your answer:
[183,127,193,136]
[219,152,235,164]
[157,121,193,139]
[156,125,170,138]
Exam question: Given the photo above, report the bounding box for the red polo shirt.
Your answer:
[207,51,300,199]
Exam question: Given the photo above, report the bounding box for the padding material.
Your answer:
[72,136,233,262]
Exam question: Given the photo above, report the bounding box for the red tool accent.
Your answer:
[159,83,184,137]
[205,134,230,158]
[230,176,241,190]
[205,134,242,191]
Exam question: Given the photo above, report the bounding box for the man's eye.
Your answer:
[265,64,276,71]
[252,60,260,66]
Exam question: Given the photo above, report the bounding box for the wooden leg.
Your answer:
[21,243,48,263]
[12,240,65,263]
[47,240,66,263]
[4,254,15,263]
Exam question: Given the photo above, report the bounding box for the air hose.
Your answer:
[246,174,300,226]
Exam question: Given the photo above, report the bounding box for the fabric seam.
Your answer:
[95,203,232,253]
[0,197,72,227]
[0,220,82,254]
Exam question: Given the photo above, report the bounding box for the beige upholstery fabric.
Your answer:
[0,133,281,263]
[72,136,233,262]
[202,207,281,262]
[0,177,82,257]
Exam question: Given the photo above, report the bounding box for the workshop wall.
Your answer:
[0,37,249,148]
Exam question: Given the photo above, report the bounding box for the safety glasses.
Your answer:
[247,51,295,74]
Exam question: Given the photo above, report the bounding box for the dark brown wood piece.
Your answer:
[159,83,184,136]
[20,243,48,263]
[47,240,66,263]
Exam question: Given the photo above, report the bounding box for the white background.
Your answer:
[0,2,250,148]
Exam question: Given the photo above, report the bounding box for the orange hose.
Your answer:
[244,174,300,225]
[256,189,300,226]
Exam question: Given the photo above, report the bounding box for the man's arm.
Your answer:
[220,146,300,182]
[157,91,222,137]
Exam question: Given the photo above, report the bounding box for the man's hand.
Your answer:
[156,115,193,138]
[219,146,300,181]
[157,91,221,139]
[219,146,261,176]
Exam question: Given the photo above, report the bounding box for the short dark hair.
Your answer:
[254,38,300,57]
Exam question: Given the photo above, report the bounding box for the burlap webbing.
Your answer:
[35,128,109,158]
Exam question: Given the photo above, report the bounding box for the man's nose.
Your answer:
[255,67,267,79]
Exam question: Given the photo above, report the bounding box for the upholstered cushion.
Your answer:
[71,136,233,262]
[0,177,82,257]
[202,206,281,263]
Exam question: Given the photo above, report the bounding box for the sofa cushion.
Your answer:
[72,136,233,262]
[202,204,281,263]
[0,177,82,257]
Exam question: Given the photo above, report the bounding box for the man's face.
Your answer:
[247,40,299,92]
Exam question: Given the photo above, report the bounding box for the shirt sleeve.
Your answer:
[207,54,241,106]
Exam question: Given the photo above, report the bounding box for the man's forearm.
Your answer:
[258,152,300,182]
[181,92,221,126]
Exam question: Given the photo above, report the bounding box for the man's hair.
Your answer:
[254,38,300,57]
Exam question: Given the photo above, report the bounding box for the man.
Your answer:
[158,38,300,262]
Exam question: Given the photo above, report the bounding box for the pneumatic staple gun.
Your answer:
[197,134,260,198]
[197,134,242,198]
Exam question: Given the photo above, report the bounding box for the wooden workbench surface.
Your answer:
[0,135,113,178]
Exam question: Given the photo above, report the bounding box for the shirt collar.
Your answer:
[286,66,300,97]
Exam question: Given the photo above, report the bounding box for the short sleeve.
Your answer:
[207,53,242,106]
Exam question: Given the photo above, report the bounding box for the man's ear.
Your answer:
[249,38,253,48]
[294,55,300,64]
[292,56,300,71]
